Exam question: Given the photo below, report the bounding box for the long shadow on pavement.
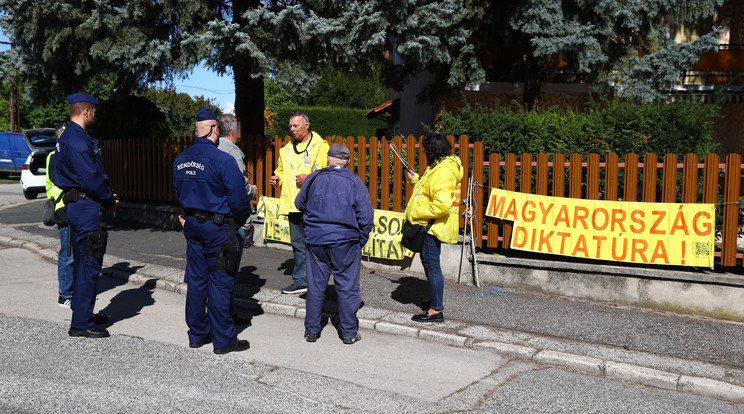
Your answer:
[96,277,156,329]
[390,276,431,312]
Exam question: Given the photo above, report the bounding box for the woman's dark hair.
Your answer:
[422,133,452,165]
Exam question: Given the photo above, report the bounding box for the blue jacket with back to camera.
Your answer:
[295,166,373,247]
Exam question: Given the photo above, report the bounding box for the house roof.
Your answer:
[364,98,399,121]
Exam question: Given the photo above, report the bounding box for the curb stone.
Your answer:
[2,232,744,404]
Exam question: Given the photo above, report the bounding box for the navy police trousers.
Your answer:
[67,198,105,330]
[183,216,240,349]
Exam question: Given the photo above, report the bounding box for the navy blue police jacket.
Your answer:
[52,121,116,209]
[295,166,373,246]
[173,137,251,226]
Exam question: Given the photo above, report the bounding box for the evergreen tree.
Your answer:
[0,0,727,134]
[508,0,725,105]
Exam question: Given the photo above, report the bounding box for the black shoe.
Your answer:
[341,333,361,345]
[213,339,250,355]
[304,332,319,342]
[68,327,110,338]
[411,311,444,323]
[189,337,212,349]
[282,283,308,294]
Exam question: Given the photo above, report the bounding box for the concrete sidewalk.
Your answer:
[1,211,744,404]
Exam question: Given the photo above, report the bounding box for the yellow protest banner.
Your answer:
[362,209,414,259]
[256,196,291,244]
[485,189,715,268]
[257,196,412,260]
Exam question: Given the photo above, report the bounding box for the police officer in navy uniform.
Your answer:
[53,93,118,338]
[173,108,252,354]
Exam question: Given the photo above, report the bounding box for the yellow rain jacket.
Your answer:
[274,131,330,215]
[404,155,463,244]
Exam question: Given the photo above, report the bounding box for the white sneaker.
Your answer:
[57,296,71,309]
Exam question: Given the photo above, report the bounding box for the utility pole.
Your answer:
[0,39,20,132]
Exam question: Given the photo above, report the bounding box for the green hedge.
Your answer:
[269,106,387,138]
[435,100,721,158]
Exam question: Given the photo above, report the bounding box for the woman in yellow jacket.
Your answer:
[404,134,463,323]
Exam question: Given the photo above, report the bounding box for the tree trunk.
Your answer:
[233,0,264,138]
[234,61,264,138]
[523,43,541,110]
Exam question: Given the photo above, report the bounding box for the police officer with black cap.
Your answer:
[53,92,118,338]
[173,108,252,354]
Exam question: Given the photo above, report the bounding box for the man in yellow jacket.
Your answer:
[269,111,329,294]
[404,134,463,322]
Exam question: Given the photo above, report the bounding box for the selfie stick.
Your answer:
[388,142,415,175]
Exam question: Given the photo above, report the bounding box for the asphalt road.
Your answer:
[1,184,744,412]
[1,245,741,413]
[4,193,744,372]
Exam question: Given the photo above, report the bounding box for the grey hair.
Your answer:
[328,156,349,168]
[289,111,309,123]
[219,114,237,137]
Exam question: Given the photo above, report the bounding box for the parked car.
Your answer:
[19,128,57,199]
[0,131,30,178]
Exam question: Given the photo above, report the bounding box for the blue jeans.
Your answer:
[420,233,444,311]
[57,226,74,299]
[288,212,307,287]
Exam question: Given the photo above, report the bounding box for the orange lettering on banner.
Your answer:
[692,211,713,236]
[539,202,554,225]
[512,226,527,248]
[571,235,589,257]
[632,239,649,262]
[592,208,609,231]
[670,209,689,236]
[555,206,570,227]
[650,240,669,264]
[573,206,589,229]
[522,201,536,222]
[556,232,571,254]
[612,237,628,260]
[593,235,607,257]
[487,194,505,217]
[611,209,627,232]
[503,199,518,220]
[630,210,645,233]
[486,189,713,267]
[650,211,666,235]
[539,230,554,252]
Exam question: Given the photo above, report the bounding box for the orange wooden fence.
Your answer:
[100,135,744,267]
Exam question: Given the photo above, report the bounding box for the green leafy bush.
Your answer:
[435,100,721,158]
[270,106,386,139]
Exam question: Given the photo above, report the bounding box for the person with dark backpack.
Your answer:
[45,124,73,309]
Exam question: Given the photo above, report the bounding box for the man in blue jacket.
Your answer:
[295,144,373,344]
[173,108,252,355]
[53,93,118,339]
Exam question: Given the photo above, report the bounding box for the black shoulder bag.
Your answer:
[400,218,436,253]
